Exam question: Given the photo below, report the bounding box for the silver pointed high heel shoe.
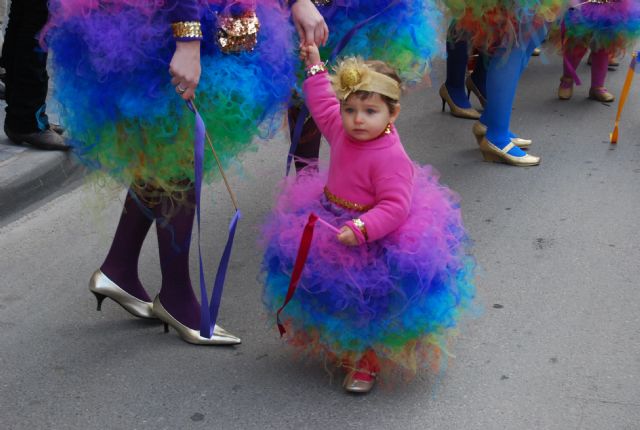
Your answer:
[472,122,532,148]
[89,270,155,319]
[152,296,241,345]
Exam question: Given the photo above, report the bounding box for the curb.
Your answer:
[0,141,85,222]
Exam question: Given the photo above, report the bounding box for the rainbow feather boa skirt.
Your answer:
[261,165,476,376]
[44,1,295,193]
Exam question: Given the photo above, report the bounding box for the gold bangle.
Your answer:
[306,63,327,77]
[352,218,368,241]
[172,21,203,40]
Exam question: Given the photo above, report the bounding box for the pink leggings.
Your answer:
[563,44,609,88]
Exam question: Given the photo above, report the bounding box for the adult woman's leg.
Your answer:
[99,188,154,301]
[90,186,155,319]
[440,22,481,119]
[467,52,487,107]
[478,47,540,166]
[288,105,322,173]
[152,186,241,344]
[154,188,200,330]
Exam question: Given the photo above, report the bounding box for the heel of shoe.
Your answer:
[480,150,502,163]
[163,322,169,333]
[465,76,487,108]
[92,291,107,311]
[441,97,446,112]
[472,122,486,146]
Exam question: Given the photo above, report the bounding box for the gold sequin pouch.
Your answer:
[216,11,260,54]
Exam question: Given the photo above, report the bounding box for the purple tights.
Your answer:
[100,190,153,302]
[101,186,201,329]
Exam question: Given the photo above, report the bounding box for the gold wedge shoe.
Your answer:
[589,86,615,103]
[89,270,155,319]
[343,369,376,394]
[152,296,241,345]
[465,76,487,107]
[472,122,532,148]
[479,137,540,167]
[439,84,481,120]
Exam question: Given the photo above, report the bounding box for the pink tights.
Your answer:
[563,44,609,88]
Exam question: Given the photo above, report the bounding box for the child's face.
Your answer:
[340,93,400,142]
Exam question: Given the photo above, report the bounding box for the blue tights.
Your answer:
[480,39,539,156]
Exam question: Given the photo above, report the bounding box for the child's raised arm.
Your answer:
[301,44,343,143]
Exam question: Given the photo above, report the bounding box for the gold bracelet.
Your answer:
[306,63,327,77]
[172,21,203,40]
[352,218,368,241]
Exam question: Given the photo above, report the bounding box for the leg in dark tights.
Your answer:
[100,188,154,302]
[445,35,473,108]
[155,188,201,330]
[289,105,322,172]
[470,53,487,99]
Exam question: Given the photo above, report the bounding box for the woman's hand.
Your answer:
[291,0,329,47]
[337,226,359,247]
[169,41,201,100]
[300,43,321,68]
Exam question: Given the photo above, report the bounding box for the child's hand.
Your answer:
[337,225,359,247]
[300,43,321,68]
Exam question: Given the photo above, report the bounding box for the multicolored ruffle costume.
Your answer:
[442,0,567,53]
[261,167,475,376]
[43,0,295,195]
[551,0,640,55]
[304,0,442,84]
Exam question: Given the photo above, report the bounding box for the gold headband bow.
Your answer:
[330,57,401,101]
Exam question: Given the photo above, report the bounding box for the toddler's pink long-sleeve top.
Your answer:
[302,71,415,243]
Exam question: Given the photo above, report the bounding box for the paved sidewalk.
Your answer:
[0,103,84,224]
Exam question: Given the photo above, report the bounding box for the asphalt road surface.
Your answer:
[1,53,639,430]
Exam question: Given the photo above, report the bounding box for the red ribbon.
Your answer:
[276,212,319,337]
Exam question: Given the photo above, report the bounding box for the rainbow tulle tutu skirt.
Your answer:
[44,1,295,194]
[554,0,640,54]
[443,0,566,53]
[303,0,442,85]
[261,165,475,375]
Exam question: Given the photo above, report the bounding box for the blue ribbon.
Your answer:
[188,100,242,339]
[285,0,402,175]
